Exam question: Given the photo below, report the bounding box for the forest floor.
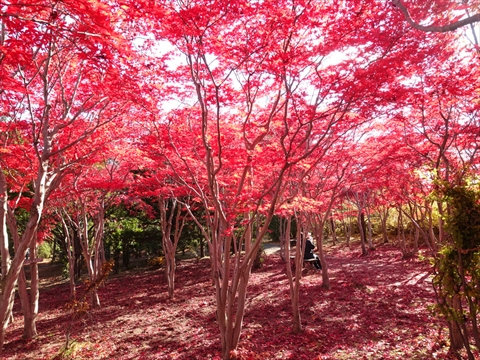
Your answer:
[3,241,472,360]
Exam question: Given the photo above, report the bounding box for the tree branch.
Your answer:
[393,0,480,33]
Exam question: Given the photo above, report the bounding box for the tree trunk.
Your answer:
[0,170,10,281]
[291,259,304,332]
[51,238,57,263]
[59,212,77,298]
[73,231,82,281]
[84,255,101,308]
[66,233,77,298]
[165,252,176,299]
[93,200,105,278]
[358,212,368,256]
[427,202,438,252]
[200,238,205,258]
[18,258,39,340]
[290,268,303,334]
[0,262,21,350]
[76,198,103,308]
[0,162,48,351]
[344,217,351,247]
[80,207,101,307]
[0,216,43,351]
[330,218,336,246]
[0,171,13,327]
[413,226,419,254]
[213,216,270,359]
[448,295,467,353]
[314,220,330,290]
[366,207,374,250]
[397,210,406,255]
[113,249,120,274]
[225,263,256,359]
[25,241,39,339]
[279,217,287,261]
[379,207,389,243]
[122,240,130,270]
[217,234,235,360]
[437,201,445,245]
[468,296,480,351]
[159,198,186,300]
[284,218,303,334]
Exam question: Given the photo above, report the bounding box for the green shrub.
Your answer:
[37,241,53,259]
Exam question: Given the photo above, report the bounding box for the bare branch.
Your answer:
[393,0,480,32]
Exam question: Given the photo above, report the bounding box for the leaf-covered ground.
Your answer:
[3,243,470,359]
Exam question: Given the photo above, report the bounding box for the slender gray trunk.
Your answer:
[0,170,10,282]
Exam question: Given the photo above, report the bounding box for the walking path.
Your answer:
[263,242,281,255]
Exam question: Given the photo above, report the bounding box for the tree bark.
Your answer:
[159,198,186,299]
[93,197,106,282]
[397,208,408,256]
[285,218,303,334]
[437,201,445,245]
[379,207,389,244]
[78,210,100,308]
[17,245,39,340]
[0,207,44,351]
[0,170,9,282]
[358,212,368,256]
[427,203,439,252]
[279,217,287,261]
[0,157,50,351]
[59,212,77,298]
[75,196,106,308]
[365,207,374,250]
[448,295,468,353]
[344,216,351,247]
[314,219,330,290]
[330,218,336,246]
[0,172,14,327]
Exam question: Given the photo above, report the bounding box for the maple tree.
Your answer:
[159,198,188,299]
[0,0,140,350]
[127,124,191,300]
[364,36,479,354]
[141,133,197,299]
[52,142,137,306]
[390,45,479,260]
[0,0,478,357]
[304,145,357,290]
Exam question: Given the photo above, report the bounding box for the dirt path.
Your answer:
[262,241,281,255]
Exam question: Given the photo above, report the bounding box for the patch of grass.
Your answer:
[52,340,91,360]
